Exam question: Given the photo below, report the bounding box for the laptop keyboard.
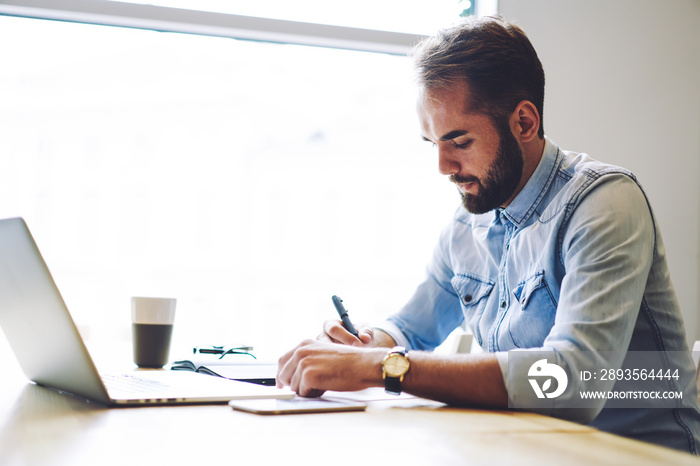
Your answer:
[102,373,174,395]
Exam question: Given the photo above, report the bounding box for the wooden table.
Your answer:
[0,340,698,466]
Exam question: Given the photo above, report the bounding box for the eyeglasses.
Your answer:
[193,345,256,360]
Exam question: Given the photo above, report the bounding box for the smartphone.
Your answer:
[229,398,366,415]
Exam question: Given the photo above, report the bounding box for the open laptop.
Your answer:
[0,217,294,406]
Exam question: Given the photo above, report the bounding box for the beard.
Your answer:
[450,119,524,215]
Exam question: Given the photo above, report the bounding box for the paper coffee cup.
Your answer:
[131,297,176,368]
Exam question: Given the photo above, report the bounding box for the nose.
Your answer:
[438,146,460,176]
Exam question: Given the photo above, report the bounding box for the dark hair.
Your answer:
[413,16,545,138]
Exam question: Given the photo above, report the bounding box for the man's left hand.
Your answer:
[276,339,385,397]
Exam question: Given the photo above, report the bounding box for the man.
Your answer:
[276,16,700,453]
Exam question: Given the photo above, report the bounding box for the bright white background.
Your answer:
[0,11,464,362]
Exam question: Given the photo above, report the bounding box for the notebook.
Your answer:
[0,217,294,406]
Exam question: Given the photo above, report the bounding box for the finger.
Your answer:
[358,330,373,346]
[349,325,373,346]
[320,319,343,343]
[276,339,313,388]
[324,319,360,345]
[288,347,311,394]
[300,387,326,398]
[291,351,326,398]
[275,347,295,388]
[316,330,333,343]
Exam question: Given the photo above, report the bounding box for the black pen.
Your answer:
[332,295,361,341]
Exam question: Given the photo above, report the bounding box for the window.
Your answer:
[0,0,497,54]
[0,12,462,359]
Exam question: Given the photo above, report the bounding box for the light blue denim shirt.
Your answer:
[378,137,700,453]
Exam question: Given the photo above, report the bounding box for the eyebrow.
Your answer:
[421,130,469,143]
[439,130,468,141]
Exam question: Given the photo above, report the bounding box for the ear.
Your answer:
[510,100,541,143]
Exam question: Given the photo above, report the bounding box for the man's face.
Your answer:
[418,81,524,214]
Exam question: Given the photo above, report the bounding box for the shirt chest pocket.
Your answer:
[451,273,495,347]
[507,270,557,348]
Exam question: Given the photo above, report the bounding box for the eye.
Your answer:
[453,139,473,150]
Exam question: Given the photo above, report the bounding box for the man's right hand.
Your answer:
[317,320,394,347]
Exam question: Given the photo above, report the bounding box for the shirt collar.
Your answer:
[497,136,560,227]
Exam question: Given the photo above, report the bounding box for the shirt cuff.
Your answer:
[496,350,509,387]
[374,320,412,349]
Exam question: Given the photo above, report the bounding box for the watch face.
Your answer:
[384,353,410,377]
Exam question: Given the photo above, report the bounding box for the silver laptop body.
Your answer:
[0,217,292,405]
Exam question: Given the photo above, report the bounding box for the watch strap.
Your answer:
[384,375,403,395]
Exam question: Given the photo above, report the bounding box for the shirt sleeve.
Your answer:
[504,173,657,422]
[375,218,465,351]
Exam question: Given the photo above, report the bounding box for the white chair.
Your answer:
[451,330,474,353]
[449,325,484,354]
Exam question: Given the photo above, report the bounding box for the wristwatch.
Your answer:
[382,346,410,395]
